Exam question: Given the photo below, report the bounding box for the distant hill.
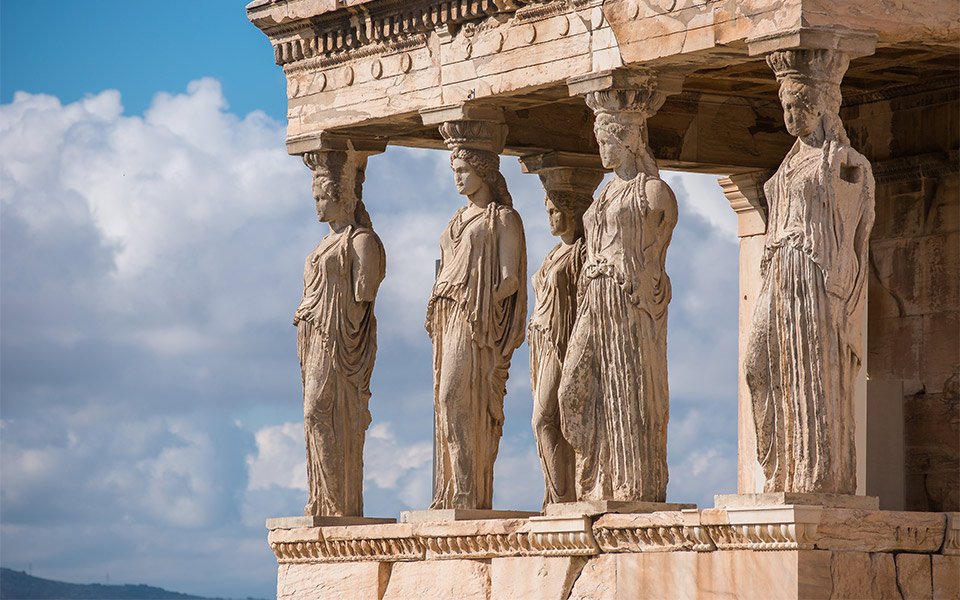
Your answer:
[0,569,263,600]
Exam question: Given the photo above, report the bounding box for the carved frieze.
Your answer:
[701,505,823,551]
[944,513,960,556]
[267,508,960,565]
[263,0,557,68]
[269,526,425,563]
[418,516,600,560]
[593,512,716,553]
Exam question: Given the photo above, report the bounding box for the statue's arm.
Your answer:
[351,231,386,303]
[644,178,679,241]
[494,209,524,302]
[293,250,316,325]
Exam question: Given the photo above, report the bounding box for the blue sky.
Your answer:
[1,2,740,598]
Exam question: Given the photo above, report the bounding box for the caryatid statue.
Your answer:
[745,49,875,495]
[425,119,527,510]
[294,148,386,517]
[558,74,678,502]
[527,164,603,508]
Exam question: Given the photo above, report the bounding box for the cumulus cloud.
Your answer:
[1,81,307,598]
[2,78,742,597]
[246,422,306,492]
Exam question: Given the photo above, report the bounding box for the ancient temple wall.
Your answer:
[841,84,960,513]
[268,509,960,600]
[868,166,959,512]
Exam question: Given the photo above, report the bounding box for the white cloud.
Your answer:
[363,421,432,506]
[663,170,738,241]
[246,422,306,492]
[1,77,744,597]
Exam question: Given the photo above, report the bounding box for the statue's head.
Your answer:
[768,49,849,144]
[303,150,368,226]
[448,147,513,206]
[439,119,512,206]
[537,167,602,240]
[544,190,591,239]
[586,85,664,174]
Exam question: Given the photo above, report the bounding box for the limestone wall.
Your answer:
[837,76,960,513]
[269,509,960,599]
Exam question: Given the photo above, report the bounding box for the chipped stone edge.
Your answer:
[266,508,960,563]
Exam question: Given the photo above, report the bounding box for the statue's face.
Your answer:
[780,88,819,138]
[313,176,342,223]
[597,130,626,170]
[545,197,573,238]
[452,158,483,197]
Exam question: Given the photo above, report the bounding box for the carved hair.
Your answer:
[768,49,851,145]
[546,190,592,221]
[303,150,374,228]
[587,88,661,177]
[449,147,513,206]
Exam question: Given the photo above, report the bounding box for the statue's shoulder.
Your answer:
[347,225,384,256]
[644,175,678,216]
[493,203,524,230]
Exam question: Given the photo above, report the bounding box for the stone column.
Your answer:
[417,104,529,513]
[293,132,390,521]
[718,171,770,495]
[519,151,605,508]
[730,28,878,502]
[556,69,693,509]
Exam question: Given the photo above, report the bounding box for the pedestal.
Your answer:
[399,509,538,524]
[544,500,696,517]
[267,508,960,599]
[267,515,396,529]
[715,492,879,510]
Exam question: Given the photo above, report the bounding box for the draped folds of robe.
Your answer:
[745,139,875,494]
[558,173,672,502]
[294,225,384,516]
[529,240,584,506]
[426,203,527,509]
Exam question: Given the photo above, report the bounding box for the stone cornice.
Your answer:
[871,151,959,185]
[266,506,955,564]
[250,0,558,67]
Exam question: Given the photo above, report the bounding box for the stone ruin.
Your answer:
[247,0,959,597]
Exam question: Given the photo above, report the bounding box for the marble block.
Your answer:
[714,492,879,509]
[544,500,695,517]
[267,515,396,529]
[399,509,538,524]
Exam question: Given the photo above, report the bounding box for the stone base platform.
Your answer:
[399,509,538,524]
[266,515,396,529]
[545,500,696,517]
[268,509,960,599]
[715,492,880,510]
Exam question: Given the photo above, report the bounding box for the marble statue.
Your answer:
[528,168,603,508]
[426,120,527,510]
[294,149,386,516]
[557,81,678,503]
[745,49,875,495]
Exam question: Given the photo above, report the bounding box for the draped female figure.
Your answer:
[295,150,385,516]
[426,143,526,510]
[528,175,599,508]
[558,85,677,502]
[745,49,874,494]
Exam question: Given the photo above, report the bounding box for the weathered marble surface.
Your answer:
[295,149,386,517]
[528,165,603,508]
[425,118,527,510]
[744,47,875,495]
[558,71,678,503]
[815,509,946,553]
[267,509,960,598]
